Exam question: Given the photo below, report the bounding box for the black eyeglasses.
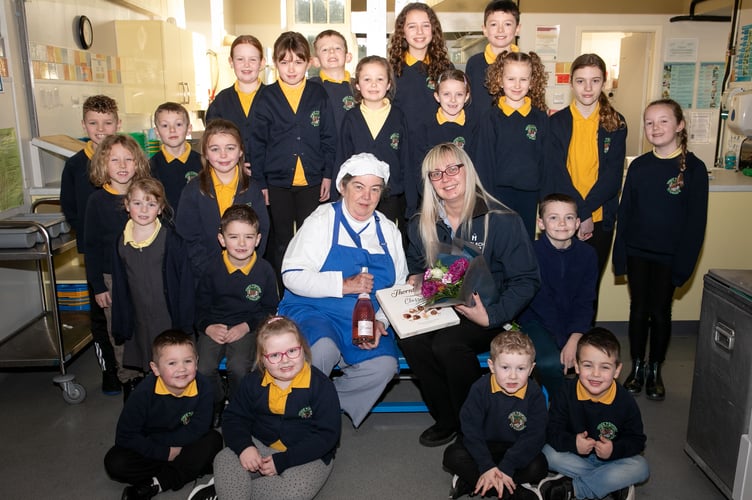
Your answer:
[263,346,303,364]
[428,163,464,181]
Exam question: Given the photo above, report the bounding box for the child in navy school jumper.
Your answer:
[195,316,340,500]
[310,29,356,136]
[176,119,269,279]
[414,68,477,165]
[465,0,521,116]
[205,35,266,173]
[387,2,453,138]
[249,31,337,274]
[111,178,195,400]
[613,99,708,402]
[85,134,151,387]
[195,205,279,424]
[443,330,547,500]
[541,328,649,500]
[340,55,414,225]
[518,194,597,396]
[149,102,201,212]
[104,330,223,500]
[473,50,548,240]
[59,94,122,395]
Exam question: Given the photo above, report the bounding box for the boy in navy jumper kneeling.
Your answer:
[104,330,222,500]
[195,204,279,425]
[541,328,649,500]
[443,330,548,499]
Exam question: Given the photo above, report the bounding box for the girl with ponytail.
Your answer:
[543,53,627,292]
[613,98,708,401]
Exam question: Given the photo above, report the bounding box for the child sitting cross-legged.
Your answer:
[104,330,223,500]
[443,330,548,499]
[540,327,649,500]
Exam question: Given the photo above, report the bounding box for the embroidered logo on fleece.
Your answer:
[390,133,400,150]
[342,95,355,111]
[310,110,321,127]
[426,76,437,91]
[298,406,313,419]
[185,171,198,183]
[666,177,682,195]
[508,410,527,431]
[245,284,262,301]
[525,124,538,140]
[453,137,466,149]
[597,421,618,441]
[180,411,194,425]
[603,137,611,154]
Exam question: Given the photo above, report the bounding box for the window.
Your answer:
[295,0,344,24]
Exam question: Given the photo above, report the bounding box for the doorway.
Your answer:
[580,30,657,158]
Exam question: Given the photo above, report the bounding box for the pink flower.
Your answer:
[421,280,440,298]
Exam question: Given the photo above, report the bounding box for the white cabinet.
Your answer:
[113,21,197,114]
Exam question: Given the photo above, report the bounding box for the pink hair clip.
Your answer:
[267,315,284,324]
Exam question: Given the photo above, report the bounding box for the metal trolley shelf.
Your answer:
[0,208,91,404]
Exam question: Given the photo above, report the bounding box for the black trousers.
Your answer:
[377,193,407,250]
[104,430,223,491]
[584,222,614,319]
[267,184,322,275]
[626,255,675,363]
[89,286,116,374]
[443,436,548,498]
[398,317,503,431]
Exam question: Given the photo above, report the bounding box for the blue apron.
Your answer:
[279,202,398,364]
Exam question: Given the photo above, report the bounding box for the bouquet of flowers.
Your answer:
[420,257,470,306]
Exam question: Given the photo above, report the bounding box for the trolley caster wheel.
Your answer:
[54,374,87,404]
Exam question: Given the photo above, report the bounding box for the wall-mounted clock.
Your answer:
[77,15,93,50]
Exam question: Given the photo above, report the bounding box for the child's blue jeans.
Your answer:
[542,444,649,499]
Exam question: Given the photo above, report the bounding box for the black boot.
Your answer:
[645,361,665,400]
[624,359,645,394]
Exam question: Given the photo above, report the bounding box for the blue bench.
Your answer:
[219,351,551,414]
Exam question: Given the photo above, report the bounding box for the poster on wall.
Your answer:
[662,63,696,109]
[0,128,24,211]
[696,63,725,109]
[665,38,698,62]
[535,26,560,62]
[734,25,752,82]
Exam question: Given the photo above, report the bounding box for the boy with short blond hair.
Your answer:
[60,94,122,395]
[466,0,522,113]
[519,193,597,395]
[195,205,279,425]
[149,101,202,211]
[541,328,649,500]
[443,330,548,500]
[104,330,223,500]
[310,29,355,133]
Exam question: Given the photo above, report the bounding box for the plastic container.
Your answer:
[725,150,737,169]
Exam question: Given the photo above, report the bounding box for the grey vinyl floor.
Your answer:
[0,324,728,499]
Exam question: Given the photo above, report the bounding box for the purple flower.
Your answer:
[447,258,469,283]
[421,280,440,298]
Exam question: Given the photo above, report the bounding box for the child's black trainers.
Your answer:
[188,477,217,500]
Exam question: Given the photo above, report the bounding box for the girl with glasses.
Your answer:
[203,316,341,500]
[401,143,539,447]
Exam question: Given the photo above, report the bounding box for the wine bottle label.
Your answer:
[357,320,374,337]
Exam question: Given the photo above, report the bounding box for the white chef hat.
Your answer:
[335,153,391,194]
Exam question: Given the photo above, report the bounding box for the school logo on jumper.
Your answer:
[525,125,538,140]
[597,421,618,441]
[342,95,355,111]
[184,171,198,183]
[245,284,262,301]
[666,177,682,195]
[603,137,611,154]
[426,77,437,91]
[390,133,400,150]
[180,411,194,425]
[453,137,466,149]
[508,411,527,431]
[298,406,313,419]
[310,110,321,127]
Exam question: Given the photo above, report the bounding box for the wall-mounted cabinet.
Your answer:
[113,21,197,114]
